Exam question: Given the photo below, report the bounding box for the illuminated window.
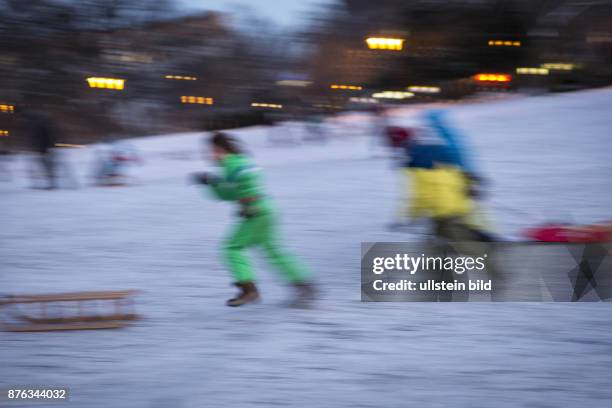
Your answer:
[366,37,404,51]
[251,103,283,109]
[407,86,441,94]
[474,73,511,82]
[181,96,213,105]
[371,91,414,99]
[86,77,125,90]
[0,104,15,113]
[488,40,521,47]
[165,75,197,81]
[330,84,363,90]
[516,67,549,75]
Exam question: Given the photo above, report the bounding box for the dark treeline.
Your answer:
[1,0,611,145]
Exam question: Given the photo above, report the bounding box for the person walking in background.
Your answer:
[0,129,12,182]
[22,110,59,189]
[190,132,316,307]
[19,108,79,190]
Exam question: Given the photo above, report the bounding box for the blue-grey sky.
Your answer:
[177,0,335,28]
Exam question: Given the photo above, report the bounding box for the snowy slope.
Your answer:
[1,88,611,407]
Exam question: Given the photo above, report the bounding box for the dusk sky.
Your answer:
[177,0,336,27]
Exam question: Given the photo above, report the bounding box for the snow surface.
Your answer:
[1,88,611,407]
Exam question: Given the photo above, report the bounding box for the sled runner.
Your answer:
[0,290,140,332]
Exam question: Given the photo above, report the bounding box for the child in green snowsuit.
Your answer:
[192,133,314,307]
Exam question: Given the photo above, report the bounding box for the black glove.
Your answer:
[238,206,260,218]
[465,172,486,198]
[189,172,218,185]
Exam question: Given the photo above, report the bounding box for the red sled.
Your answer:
[523,222,612,243]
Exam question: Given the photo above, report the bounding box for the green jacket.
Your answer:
[207,154,270,215]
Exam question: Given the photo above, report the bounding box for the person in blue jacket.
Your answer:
[401,108,494,241]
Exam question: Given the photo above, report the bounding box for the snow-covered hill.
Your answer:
[1,88,611,407]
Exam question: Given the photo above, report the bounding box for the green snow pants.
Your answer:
[223,212,310,283]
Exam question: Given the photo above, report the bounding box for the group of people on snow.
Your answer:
[2,108,141,189]
[9,105,501,306]
[189,107,501,307]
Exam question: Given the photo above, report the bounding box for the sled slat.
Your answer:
[0,290,139,304]
[2,321,130,332]
[18,313,140,325]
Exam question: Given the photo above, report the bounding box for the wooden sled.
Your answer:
[0,290,140,332]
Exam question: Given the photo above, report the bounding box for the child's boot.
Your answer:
[289,282,318,308]
[227,282,260,307]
